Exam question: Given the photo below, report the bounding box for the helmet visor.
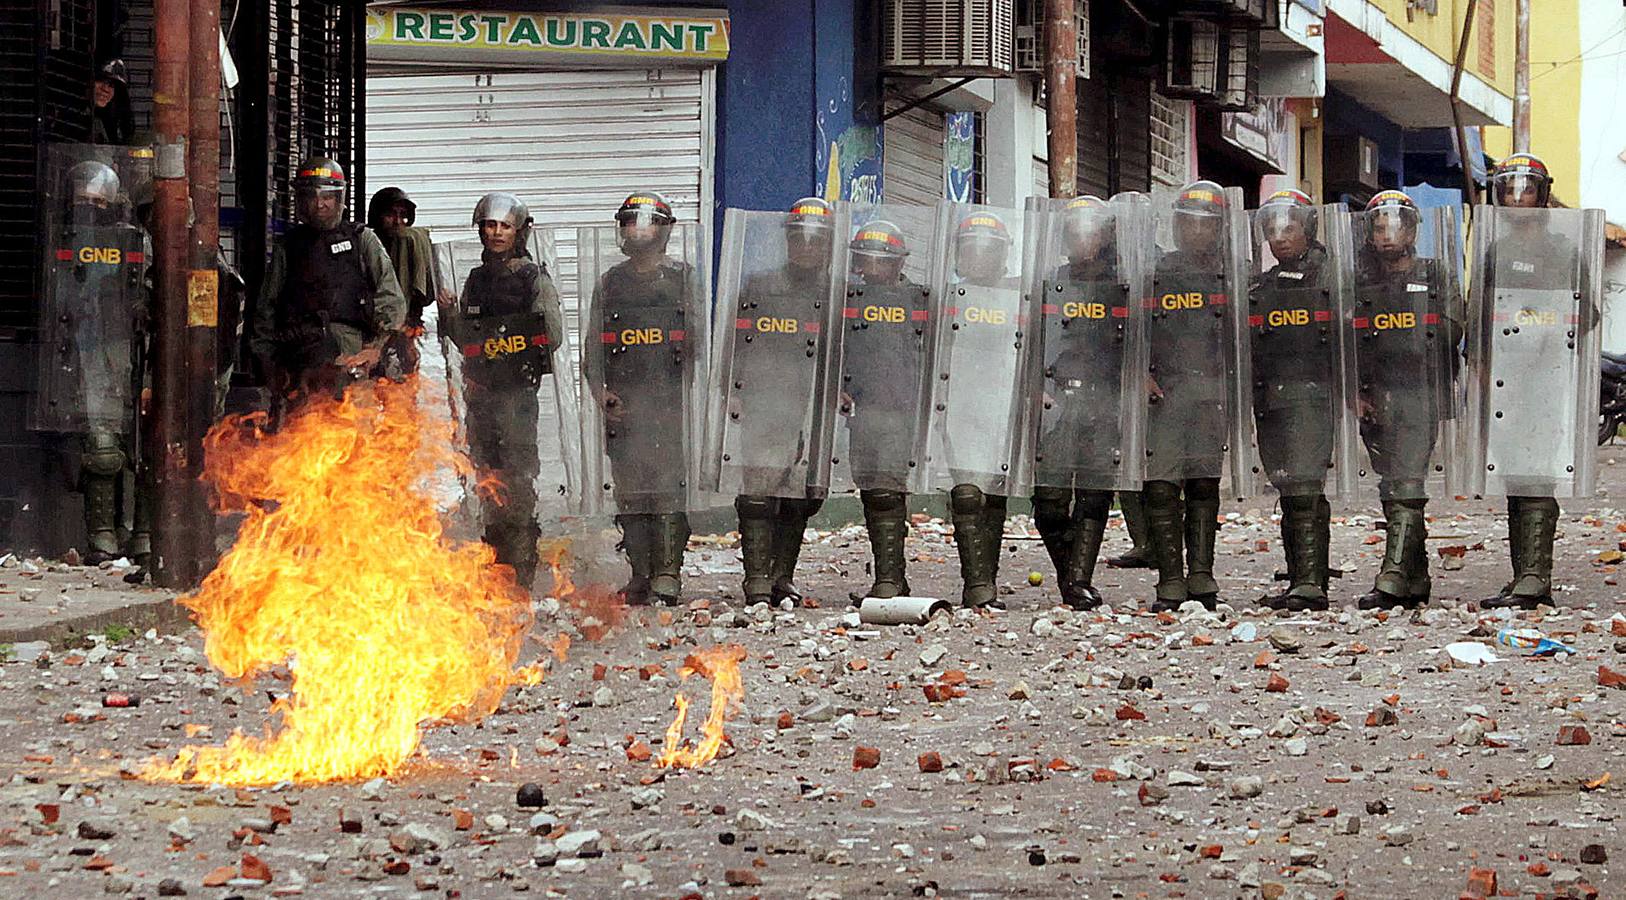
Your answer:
[1258,205,1309,242]
[1493,172,1544,207]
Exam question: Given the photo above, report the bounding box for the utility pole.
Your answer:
[150,0,192,587]
[1044,0,1078,199]
[187,0,222,579]
[1513,0,1531,152]
[1448,0,1480,209]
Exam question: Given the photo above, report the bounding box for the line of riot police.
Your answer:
[35,145,1602,615]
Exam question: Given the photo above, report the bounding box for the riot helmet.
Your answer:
[615,191,676,254]
[368,186,417,237]
[785,197,836,270]
[1364,190,1419,262]
[1062,195,1114,265]
[293,156,348,230]
[66,161,120,225]
[1257,188,1317,262]
[1489,153,1552,208]
[954,210,1012,284]
[1172,179,1226,256]
[473,192,532,258]
[849,220,909,285]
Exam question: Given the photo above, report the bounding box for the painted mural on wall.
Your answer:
[815,77,881,204]
[945,112,976,202]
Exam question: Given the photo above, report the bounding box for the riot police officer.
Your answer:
[49,159,146,563]
[1353,190,1462,609]
[729,198,838,605]
[1476,154,1578,609]
[1142,181,1236,611]
[250,157,406,405]
[441,192,564,589]
[1031,196,1133,610]
[582,192,702,606]
[939,210,1022,609]
[1250,190,1338,611]
[840,220,929,601]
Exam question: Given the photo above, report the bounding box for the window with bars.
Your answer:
[1150,89,1189,187]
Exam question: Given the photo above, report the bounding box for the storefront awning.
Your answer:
[1323,3,1510,128]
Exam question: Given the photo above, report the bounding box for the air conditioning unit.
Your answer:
[883,0,1016,77]
[1162,18,1258,110]
[1181,0,1279,28]
[1325,135,1382,193]
[1013,0,1090,75]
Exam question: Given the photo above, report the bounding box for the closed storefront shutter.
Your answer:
[882,103,945,206]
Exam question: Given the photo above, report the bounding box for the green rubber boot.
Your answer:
[853,490,911,602]
[1144,483,1188,612]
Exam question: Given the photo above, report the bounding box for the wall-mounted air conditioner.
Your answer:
[883,0,1016,77]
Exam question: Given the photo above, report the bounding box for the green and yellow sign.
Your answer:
[366,8,730,62]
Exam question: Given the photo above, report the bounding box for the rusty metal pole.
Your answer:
[150,0,192,587]
[1044,0,1078,199]
[187,0,221,580]
[1513,0,1530,153]
[1449,0,1480,210]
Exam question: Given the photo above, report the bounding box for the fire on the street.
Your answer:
[657,644,747,769]
[145,380,536,786]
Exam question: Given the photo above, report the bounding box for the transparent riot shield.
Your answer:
[576,222,709,516]
[1144,186,1253,494]
[703,208,848,498]
[1345,204,1467,502]
[1238,204,1359,501]
[427,233,579,530]
[1022,194,1151,493]
[1465,206,1604,499]
[921,202,1034,497]
[33,144,153,435]
[830,204,940,496]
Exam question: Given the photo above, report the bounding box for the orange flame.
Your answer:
[542,540,624,642]
[144,379,535,785]
[657,645,747,769]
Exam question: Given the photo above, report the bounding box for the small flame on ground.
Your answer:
[541,540,624,641]
[657,645,747,769]
[144,380,535,786]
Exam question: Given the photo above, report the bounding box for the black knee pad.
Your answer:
[1142,480,1181,506]
[1075,489,1112,520]
[948,484,984,516]
[1280,493,1319,515]
[788,496,824,520]
[1031,487,1070,522]
[735,494,776,520]
[1184,478,1220,503]
[860,489,906,515]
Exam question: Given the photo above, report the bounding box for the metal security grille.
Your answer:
[1150,89,1189,187]
[0,0,96,336]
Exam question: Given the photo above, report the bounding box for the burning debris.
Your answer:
[146,380,537,785]
[657,644,747,769]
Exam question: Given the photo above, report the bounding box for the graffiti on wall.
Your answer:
[815,77,881,204]
[945,112,976,202]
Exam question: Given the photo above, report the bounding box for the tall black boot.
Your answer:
[615,514,654,606]
[1032,487,1075,585]
[1144,481,1188,612]
[735,495,778,603]
[770,496,821,605]
[950,484,998,608]
[1485,496,1558,609]
[82,473,121,564]
[1483,496,1526,604]
[1184,480,1221,605]
[1063,506,1108,610]
[1261,494,1328,611]
[650,512,690,606]
[853,490,911,602]
[1358,500,1428,609]
[1107,490,1154,568]
[982,493,1008,596]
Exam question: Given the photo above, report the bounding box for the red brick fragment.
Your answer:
[1556,725,1592,746]
[917,752,943,773]
[852,746,880,770]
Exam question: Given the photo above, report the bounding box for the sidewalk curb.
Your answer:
[0,595,193,648]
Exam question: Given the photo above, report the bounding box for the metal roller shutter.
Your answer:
[882,104,945,206]
[366,67,712,321]
[366,67,713,507]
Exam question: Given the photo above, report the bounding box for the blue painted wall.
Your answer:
[1324,85,1407,188]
